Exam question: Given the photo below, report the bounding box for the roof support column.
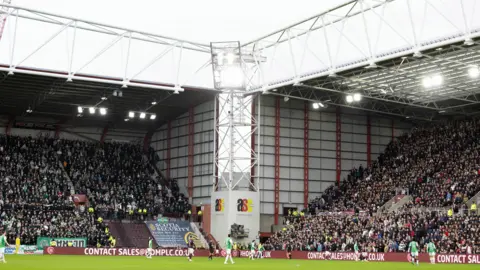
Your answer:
[250,96,256,190]
[188,107,194,199]
[336,107,341,187]
[367,115,371,167]
[143,130,153,153]
[100,125,109,144]
[214,98,219,191]
[274,97,281,225]
[303,101,309,209]
[5,115,14,136]
[166,121,172,179]
[391,119,395,142]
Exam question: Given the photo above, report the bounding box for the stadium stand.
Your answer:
[0,135,190,246]
[276,120,480,254]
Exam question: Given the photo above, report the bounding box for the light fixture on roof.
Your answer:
[77,106,83,114]
[353,93,362,102]
[380,89,387,94]
[89,107,95,114]
[422,74,443,88]
[124,118,129,122]
[128,111,135,118]
[413,51,423,58]
[406,116,410,119]
[284,96,289,102]
[66,76,73,82]
[26,107,33,113]
[468,66,480,78]
[173,85,182,94]
[312,103,320,110]
[101,95,108,101]
[464,37,474,46]
[346,95,353,103]
[139,112,146,119]
[7,70,14,75]
[151,100,157,105]
[262,86,269,95]
[365,61,378,69]
[439,110,446,114]
[99,108,107,115]
[150,114,156,120]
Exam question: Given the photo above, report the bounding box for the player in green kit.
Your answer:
[354,242,360,261]
[224,234,234,265]
[0,231,10,263]
[146,237,153,259]
[427,241,436,264]
[408,240,420,266]
[249,240,256,260]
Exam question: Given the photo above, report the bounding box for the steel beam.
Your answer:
[166,121,172,179]
[336,107,341,186]
[274,97,281,225]
[188,106,194,199]
[303,101,309,209]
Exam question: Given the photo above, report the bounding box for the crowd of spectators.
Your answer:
[0,135,189,245]
[290,120,480,254]
[267,210,479,254]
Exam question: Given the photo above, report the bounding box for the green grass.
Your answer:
[2,256,478,270]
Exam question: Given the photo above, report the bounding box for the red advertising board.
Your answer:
[43,248,480,264]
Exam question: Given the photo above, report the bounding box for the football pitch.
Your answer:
[2,256,478,270]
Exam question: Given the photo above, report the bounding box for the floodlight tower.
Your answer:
[0,0,12,42]
[210,41,260,244]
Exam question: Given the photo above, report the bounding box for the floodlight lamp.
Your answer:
[413,51,423,58]
[89,107,95,114]
[431,74,443,86]
[346,95,353,103]
[101,96,107,101]
[464,37,474,46]
[284,96,289,102]
[26,107,32,113]
[422,77,432,88]
[124,118,129,122]
[128,111,135,118]
[77,106,83,114]
[150,114,156,120]
[312,103,320,110]
[139,112,146,119]
[99,108,107,115]
[468,66,480,78]
[318,102,325,108]
[226,53,235,65]
[220,66,244,88]
[151,101,157,105]
[353,93,362,102]
[217,52,225,65]
[66,77,73,82]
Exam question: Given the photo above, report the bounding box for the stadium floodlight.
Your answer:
[431,74,443,86]
[464,37,474,46]
[346,95,353,103]
[128,111,135,118]
[150,114,156,120]
[124,118,129,122]
[422,77,432,88]
[139,112,146,119]
[101,95,107,101]
[284,96,289,102]
[26,107,33,113]
[312,103,320,109]
[226,53,235,65]
[220,66,244,89]
[99,108,107,115]
[151,101,157,105]
[89,107,95,114]
[353,93,362,102]
[318,102,325,108]
[217,52,225,65]
[468,66,480,78]
[77,106,83,114]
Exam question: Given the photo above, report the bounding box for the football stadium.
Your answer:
[0,0,480,269]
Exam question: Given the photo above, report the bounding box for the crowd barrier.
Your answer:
[43,247,480,264]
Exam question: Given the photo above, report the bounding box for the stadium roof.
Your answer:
[1,0,480,124]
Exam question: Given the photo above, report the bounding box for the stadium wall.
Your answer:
[151,96,411,231]
[151,101,214,205]
[255,96,411,229]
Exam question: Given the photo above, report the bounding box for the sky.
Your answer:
[12,0,348,44]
